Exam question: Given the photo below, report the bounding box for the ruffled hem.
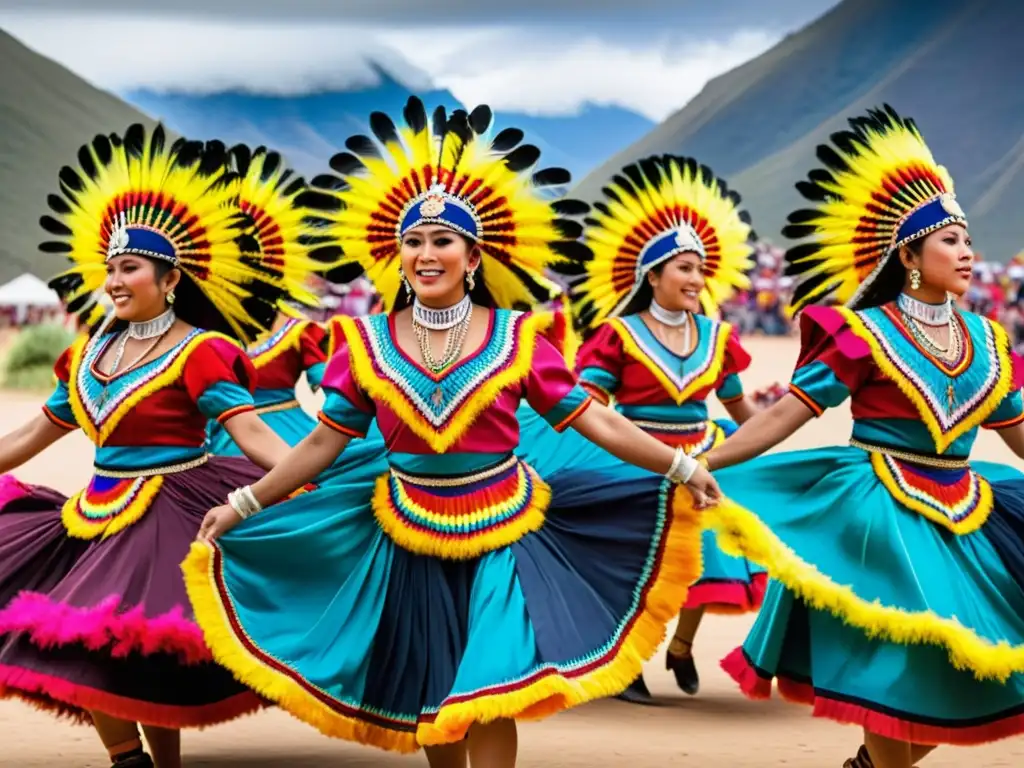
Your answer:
[705,496,1024,681]
[182,482,704,753]
[0,592,210,664]
[683,572,767,614]
[0,664,262,729]
[0,474,32,508]
[722,648,1024,746]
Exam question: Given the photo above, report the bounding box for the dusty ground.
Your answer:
[1,335,1022,766]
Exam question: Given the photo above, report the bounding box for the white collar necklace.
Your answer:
[897,293,952,326]
[412,295,472,331]
[128,308,176,340]
[649,299,689,328]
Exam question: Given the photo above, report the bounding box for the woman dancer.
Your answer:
[700,106,1024,767]
[206,144,330,457]
[0,125,332,768]
[182,97,718,766]
[518,155,764,704]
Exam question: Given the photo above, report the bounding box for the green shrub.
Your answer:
[1,323,76,391]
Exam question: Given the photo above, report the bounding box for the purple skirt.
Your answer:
[0,458,266,728]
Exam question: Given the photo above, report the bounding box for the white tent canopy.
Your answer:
[0,274,61,309]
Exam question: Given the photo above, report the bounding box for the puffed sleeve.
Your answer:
[524,329,593,432]
[182,335,258,423]
[984,347,1024,429]
[716,326,751,405]
[298,322,328,391]
[42,343,79,430]
[788,306,873,416]
[574,322,624,406]
[317,340,375,438]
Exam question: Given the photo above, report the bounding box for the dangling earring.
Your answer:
[166,290,176,306]
[400,269,412,300]
[909,268,921,291]
[466,269,477,292]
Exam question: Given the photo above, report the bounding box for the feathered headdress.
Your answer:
[570,155,755,329]
[226,143,342,311]
[306,96,590,310]
[41,124,289,343]
[783,104,967,309]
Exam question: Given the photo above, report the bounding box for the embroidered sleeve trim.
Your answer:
[788,383,824,417]
[317,412,368,439]
[216,404,256,424]
[552,396,593,432]
[984,411,1024,430]
[42,406,77,431]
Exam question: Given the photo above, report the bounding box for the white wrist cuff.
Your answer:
[228,485,263,520]
[665,447,699,484]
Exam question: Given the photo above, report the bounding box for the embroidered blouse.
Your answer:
[246,319,327,408]
[316,309,592,560]
[41,329,258,540]
[575,313,749,454]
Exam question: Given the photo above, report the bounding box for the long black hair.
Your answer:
[849,239,922,311]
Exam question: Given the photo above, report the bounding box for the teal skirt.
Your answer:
[708,446,1024,745]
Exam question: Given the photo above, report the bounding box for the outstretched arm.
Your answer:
[571,402,720,502]
[703,394,813,471]
[0,413,71,474]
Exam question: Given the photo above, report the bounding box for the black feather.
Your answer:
[297,189,342,212]
[282,176,306,197]
[91,134,114,167]
[468,104,492,135]
[322,262,366,286]
[550,240,593,266]
[122,123,146,157]
[738,210,753,226]
[39,215,73,237]
[345,135,381,159]
[370,111,401,147]
[491,128,523,153]
[174,141,206,170]
[260,150,282,181]
[781,224,819,240]
[593,201,613,217]
[46,194,73,216]
[503,144,540,173]
[816,144,849,174]
[431,106,448,139]
[76,144,98,181]
[786,209,820,225]
[310,173,348,193]
[551,199,590,216]
[808,169,834,185]
[531,167,571,187]
[39,241,73,254]
[622,164,645,190]
[795,180,831,203]
[552,219,583,240]
[58,166,85,194]
[327,152,364,178]
[230,144,253,176]
[782,244,823,269]
[403,96,428,135]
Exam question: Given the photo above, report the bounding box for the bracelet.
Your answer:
[698,456,710,472]
[227,485,263,520]
[665,446,699,485]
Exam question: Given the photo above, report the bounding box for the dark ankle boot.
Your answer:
[665,644,700,695]
[112,753,154,767]
[843,745,873,768]
[614,673,658,706]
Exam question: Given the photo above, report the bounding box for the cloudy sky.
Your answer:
[0,0,840,121]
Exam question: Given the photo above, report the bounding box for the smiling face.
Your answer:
[105,255,180,322]
[647,251,706,313]
[399,224,482,308]
[900,223,974,299]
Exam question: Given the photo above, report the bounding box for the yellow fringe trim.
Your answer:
[372,462,549,560]
[704,495,1024,682]
[249,320,307,369]
[61,475,165,540]
[181,480,704,751]
[340,311,556,453]
[609,318,731,405]
[870,452,992,535]
[68,331,239,446]
[837,308,1013,454]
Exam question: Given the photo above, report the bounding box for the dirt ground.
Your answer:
[1,335,1022,766]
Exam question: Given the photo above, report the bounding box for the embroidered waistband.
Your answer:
[631,419,708,433]
[255,399,300,415]
[93,454,210,479]
[388,453,518,488]
[849,439,968,469]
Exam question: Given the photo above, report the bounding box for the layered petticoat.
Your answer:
[705,446,1024,745]
[0,458,266,727]
[183,449,702,752]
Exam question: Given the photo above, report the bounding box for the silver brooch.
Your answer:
[939,192,965,219]
[419,193,448,219]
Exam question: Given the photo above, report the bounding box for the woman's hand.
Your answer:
[685,463,721,508]
[197,504,243,542]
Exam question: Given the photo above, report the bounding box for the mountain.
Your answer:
[575,0,1024,261]
[0,29,154,284]
[124,70,654,184]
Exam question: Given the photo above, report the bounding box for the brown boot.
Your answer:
[843,745,872,768]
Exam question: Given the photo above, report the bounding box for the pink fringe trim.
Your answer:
[720,647,1024,746]
[0,474,31,508]
[0,663,263,729]
[0,592,211,664]
[684,573,767,614]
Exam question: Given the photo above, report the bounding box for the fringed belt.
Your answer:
[631,419,723,456]
[64,454,211,541]
[372,454,550,560]
[849,438,968,469]
[254,399,300,415]
[850,439,989,535]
